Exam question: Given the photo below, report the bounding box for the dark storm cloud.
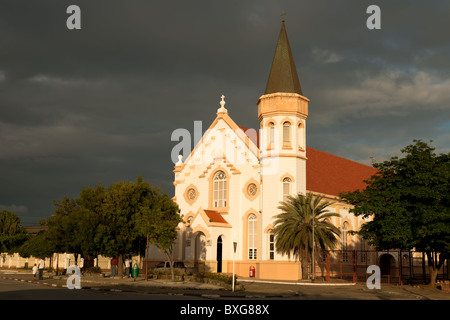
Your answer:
[0,0,449,225]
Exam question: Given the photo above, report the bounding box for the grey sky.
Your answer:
[1,0,449,225]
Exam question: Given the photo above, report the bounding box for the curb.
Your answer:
[239,279,356,286]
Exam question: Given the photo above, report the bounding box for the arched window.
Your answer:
[248,214,257,260]
[268,230,275,260]
[269,122,275,145]
[342,223,349,262]
[213,171,227,207]
[298,122,304,150]
[283,122,291,143]
[359,236,366,263]
[282,177,291,202]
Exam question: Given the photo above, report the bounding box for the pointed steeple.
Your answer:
[264,21,303,95]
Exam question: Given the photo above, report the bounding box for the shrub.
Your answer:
[194,272,238,285]
[84,266,102,274]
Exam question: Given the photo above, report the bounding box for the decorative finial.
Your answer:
[281,11,287,22]
[217,94,228,113]
[176,154,183,166]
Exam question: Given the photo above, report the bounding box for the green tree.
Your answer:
[76,184,106,258]
[135,183,183,281]
[42,176,182,279]
[46,197,84,262]
[340,140,450,286]
[18,230,55,262]
[273,192,341,279]
[95,176,162,276]
[0,210,29,253]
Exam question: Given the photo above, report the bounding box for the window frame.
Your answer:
[212,170,227,208]
[248,214,257,260]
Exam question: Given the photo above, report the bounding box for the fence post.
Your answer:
[422,252,426,282]
[399,250,403,286]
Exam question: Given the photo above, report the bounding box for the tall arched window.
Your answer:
[248,214,257,260]
[213,171,227,207]
[298,122,304,150]
[283,122,291,143]
[359,236,366,263]
[268,230,275,260]
[282,177,291,202]
[342,222,349,262]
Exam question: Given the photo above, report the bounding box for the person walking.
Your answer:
[32,264,38,280]
[38,258,45,280]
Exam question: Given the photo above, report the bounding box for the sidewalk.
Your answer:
[1,269,449,300]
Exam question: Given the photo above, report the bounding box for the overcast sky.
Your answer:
[1,0,449,226]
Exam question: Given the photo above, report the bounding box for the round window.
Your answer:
[248,183,257,196]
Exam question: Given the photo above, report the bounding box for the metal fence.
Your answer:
[313,250,449,285]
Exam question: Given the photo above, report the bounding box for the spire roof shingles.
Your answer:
[264,21,303,95]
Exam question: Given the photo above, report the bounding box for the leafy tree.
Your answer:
[340,140,450,285]
[76,184,106,258]
[135,182,183,281]
[41,176,182,279]
[18,230,55,261]
[94,176,168,276]
[273,192,341,279]
[46,197,83,261]
[0,210,29,253]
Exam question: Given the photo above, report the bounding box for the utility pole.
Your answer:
[312,210,315,281]
[232,242,237,292]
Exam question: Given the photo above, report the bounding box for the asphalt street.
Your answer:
[1,269,449,319]
[1,269,449,301]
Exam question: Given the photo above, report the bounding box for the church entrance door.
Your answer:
[380,254,396,276]
[194,232,206,273]
[217,236,223,273]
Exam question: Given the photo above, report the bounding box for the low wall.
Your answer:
[227,260,302,280]
[0,252,142,271]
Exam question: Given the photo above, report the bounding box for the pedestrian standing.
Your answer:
[125,257,131,278]
[111,257,118,277]
[32,264,38,280]
[38,258,45,280]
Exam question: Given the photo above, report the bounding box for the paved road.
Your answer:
[1,272,449,319]
[1,269,449,301]
[0,277,205,300]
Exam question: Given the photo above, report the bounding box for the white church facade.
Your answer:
[158,22,378,281]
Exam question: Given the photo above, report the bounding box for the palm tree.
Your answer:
[273,192,341,280]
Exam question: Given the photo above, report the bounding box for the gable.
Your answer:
[190,207,231,228]
[178,113,259,174]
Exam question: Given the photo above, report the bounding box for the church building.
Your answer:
[169,21,378,281]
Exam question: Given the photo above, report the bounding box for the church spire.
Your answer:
[264,21,303,95]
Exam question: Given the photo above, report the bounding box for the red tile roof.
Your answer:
[306,147,378,197]
[204,210,229,224]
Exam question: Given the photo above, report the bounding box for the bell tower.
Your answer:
[258,21,309,245]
